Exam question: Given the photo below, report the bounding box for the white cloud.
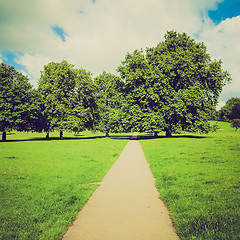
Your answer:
[0,0,239,101]
[20,70,28,76]
[217,100,226,110]
[17,53,53,86]
[199,16,240,99]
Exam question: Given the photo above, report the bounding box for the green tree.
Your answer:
[68,68,99,133]
[38,60,76,138]
[38,60,98,138]
[94,71,124,136]
[0,62,37,141]
[118,31,231,136]
[29,89,48,133]
[219,97,240,121]
[231,119,240,131]
[117,50,160,135]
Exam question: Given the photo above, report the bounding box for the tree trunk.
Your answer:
[165,129,172,137]
[153,132,158,137]
[46,131,49,139]
[105,130,110,137]
[2,131,6,142]
[60,130,63,140]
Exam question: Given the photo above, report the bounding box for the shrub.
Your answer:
[231,119,240,131]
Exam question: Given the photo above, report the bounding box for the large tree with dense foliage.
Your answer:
[69,68,99,133]
[219,97,240,121]
[38,60,98,138]
[118,31,231,136]
[94,71,124,136]
[0,62,38,141]
[38,60,76,138]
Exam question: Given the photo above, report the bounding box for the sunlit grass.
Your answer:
[140,122,240,240]
[0,131,128,239]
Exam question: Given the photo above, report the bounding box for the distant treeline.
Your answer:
[213,97,240,122]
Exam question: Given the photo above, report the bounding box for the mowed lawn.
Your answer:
[140,122,240,240]
[0,131,128,240]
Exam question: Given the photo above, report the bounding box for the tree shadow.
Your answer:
[1,133,209,142]
[109,134,208,140]
[109,135,133,140]
[137,134,208,140]
[1,135,107,142]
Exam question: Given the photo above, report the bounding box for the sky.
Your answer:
[0,0,240,109]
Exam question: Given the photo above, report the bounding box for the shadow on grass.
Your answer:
[1,134,209,142]
[110,134,208,140]
[1,136,106,142]
[136,134,208,140]
[110,135,133,140]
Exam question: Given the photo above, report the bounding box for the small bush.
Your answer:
[231,119,240,131]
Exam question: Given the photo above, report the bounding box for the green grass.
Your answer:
[139,122,240,240]
[0,131,129,239]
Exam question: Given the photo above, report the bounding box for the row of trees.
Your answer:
[0,31,231,141]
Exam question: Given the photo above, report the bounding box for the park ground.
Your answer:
[0,121,239,239]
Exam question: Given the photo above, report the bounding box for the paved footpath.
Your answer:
[62,138,179,240]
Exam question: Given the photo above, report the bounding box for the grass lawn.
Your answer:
[0,131,129,239]
[139,122,240,240]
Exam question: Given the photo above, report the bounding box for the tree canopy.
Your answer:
[69,68,99,132]
[231,119,240,131]
[1,31,233,140]
[118,31,231,136]
[38,60,76,137]
[38,60,98,138]
[0,62,38,141]
[94,71,124,136]
[219,97,240,121]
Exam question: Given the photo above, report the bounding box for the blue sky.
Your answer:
[0,0,240,108]
[208,0,240,24]
[0,50,27,73]
[51,25,68,42]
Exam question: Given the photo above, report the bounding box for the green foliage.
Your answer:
[140,122,240,239]
[118,31,231,136]
[231,119,240,131]
[94,71,125,135]
[69,68,99,132]
[38,60,98,136]
[219,97,240,121]
[0,131,128,239]
[0,62,38,141]
[1,31,233,138]
[118,49,159,133]
[38,60,76,133]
